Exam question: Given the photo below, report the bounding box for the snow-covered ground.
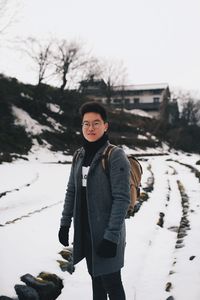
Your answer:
[0,150,200,299]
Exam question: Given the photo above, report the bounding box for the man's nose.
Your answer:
[88,125,95,131]
[88,123,95,129]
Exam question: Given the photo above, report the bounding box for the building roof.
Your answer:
[113,83,169,91]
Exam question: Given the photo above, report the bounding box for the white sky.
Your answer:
[1,0,200,95]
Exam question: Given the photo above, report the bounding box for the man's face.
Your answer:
[82,112,108,142]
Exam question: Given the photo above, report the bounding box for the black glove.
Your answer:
[97,238,117,258]
[58,226,70,246]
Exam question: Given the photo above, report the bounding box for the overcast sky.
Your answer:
[1,0,200,95]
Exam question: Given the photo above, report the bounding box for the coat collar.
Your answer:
[79,141,110,160]
[77,141,110,173]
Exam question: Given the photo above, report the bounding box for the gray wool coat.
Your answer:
[60,141,131,277]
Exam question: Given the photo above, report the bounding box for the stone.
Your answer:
[14,284,39,300]
[176,239,183,244]
[38,272,63,296]
[177,232,187,239]
[175,244,184,249]
[157,212,165,227]
[165,282,172,292]
[57,259,75,274]
[189,255,196,260]
[20,273,62,300]
[59,250,73,262]
[168,226,179,233]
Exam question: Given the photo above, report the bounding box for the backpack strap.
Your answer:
[127,154,143,175]
[102,144,117,176]
[127,155,142,199]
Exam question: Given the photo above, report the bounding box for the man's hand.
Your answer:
[58,226,70,246]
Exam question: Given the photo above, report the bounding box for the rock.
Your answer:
[157,212,165,227]
[57,259,75,274]
[20,273,62,300]
[38,272,63,296]
[165,282,172,292]
[139,192,149,202]
[189,255,196,260]
[59,250,73,262]
[196,160,200,165]
[175,244,184,249]
[14,284,39,300]
[177,232,187,239]
[168,226,179,233]
[176,239,183,244]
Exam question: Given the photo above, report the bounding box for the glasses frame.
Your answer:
[81,120,104,129]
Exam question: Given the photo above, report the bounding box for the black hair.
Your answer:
[79,101,108,122]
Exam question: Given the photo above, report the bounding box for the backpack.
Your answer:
[102,144,143,216]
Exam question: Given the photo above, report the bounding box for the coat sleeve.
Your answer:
[60,159,76,228]
[104,147,131,244]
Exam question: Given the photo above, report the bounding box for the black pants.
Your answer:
[91,270,126,300]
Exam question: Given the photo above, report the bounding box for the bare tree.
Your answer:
[80,58,102,83]
[52,39,90,92]
[173,89,200,126]
[0,0,18,36]
[99,59,127,105]
[22,37,53,86]
[181,98,200,126]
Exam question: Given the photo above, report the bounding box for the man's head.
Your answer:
[80,102,108,142]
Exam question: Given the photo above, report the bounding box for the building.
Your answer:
[80,78,171,119]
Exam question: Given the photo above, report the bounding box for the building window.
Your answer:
[153,97,160,103]
[124,98,130,104]
[134,98,140,104]
[113,98,121,104]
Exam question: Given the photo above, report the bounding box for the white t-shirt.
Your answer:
[82,166,90,187]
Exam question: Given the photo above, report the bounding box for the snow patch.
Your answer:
[20,92,33,100]
[47,103,63,114]
[124,108,153,118]
[138,134,148,140]
[12,105,54,135]
[43,114,65,132]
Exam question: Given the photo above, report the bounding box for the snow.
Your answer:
[137,134,148,140]
[42,113,65,132]
[46,103,63,114]
[114,83,169,92]
[0,151,200,299]
[12,105,54,135]
[124,108,153,118]
[20,92,33,100]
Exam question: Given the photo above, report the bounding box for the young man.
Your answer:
[58,102,130,299]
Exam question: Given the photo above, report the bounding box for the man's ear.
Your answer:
[104,122,109,132]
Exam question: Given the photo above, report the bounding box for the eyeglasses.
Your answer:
[82,121,103,129]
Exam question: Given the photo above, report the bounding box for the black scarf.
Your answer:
[82,133,108,167]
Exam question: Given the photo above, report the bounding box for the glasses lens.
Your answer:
[82,121,102,128]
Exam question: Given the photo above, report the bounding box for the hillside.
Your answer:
[0,74,200,163]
